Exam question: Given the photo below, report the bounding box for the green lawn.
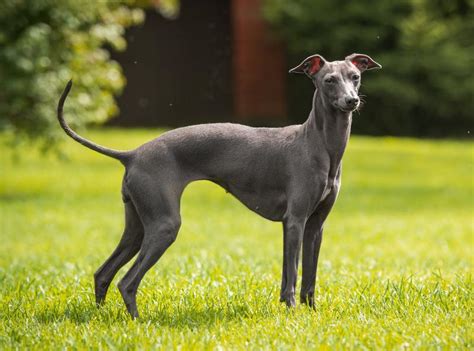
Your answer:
[1,129,472,350]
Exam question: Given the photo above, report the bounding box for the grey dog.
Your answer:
[57,53,381,318]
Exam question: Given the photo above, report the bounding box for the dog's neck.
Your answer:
[302,89,352,178]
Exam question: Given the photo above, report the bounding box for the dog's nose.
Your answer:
[345,97,360,107]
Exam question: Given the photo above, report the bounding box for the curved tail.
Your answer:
[57,80,132,164]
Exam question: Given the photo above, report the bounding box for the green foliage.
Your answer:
[156,0,180,18]
[1,129,472,348]
[263,0,474,136]
[0,0,144,150]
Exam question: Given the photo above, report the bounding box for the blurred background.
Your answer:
[0,0,473,151]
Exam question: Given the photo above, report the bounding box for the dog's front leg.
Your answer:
[279,227,288,303]
[300,191,338,308]
[280,218,305,307]
[300,216,323,309]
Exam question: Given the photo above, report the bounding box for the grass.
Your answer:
[0,128,472,350]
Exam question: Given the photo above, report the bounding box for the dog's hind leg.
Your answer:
[117,179,183,319]
[94,201,144,306]
[118,216,181,319]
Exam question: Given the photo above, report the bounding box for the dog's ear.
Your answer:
[289,54,326,77]
[345,53,381,72]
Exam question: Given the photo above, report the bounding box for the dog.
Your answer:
[57,53,381,318]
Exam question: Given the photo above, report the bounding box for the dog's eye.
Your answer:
[352,74,360,81]
[325,77,336,84]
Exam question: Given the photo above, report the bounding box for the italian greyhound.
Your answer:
[57,53,381,319]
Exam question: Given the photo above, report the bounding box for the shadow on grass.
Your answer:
[144,303,256,328]
[33,299,269,328]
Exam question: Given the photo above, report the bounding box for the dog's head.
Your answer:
[289,53,381,113]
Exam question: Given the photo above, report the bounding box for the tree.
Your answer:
[0,0,144,150]
[263,0,474,136]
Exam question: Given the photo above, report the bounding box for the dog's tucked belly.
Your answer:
[212,180,287,221]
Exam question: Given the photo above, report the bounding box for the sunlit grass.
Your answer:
[1,128,472,349]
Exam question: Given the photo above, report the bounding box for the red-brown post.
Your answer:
[231,0,287,122]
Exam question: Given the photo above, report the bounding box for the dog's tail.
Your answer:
[57,80,132,165]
